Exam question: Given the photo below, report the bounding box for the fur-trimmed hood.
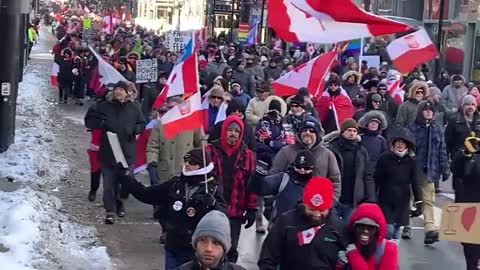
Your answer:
[358,110,388,131]
[407,81,429,98]
[264,95,288,117]
[126,51,140,59]
[342,70,361,83]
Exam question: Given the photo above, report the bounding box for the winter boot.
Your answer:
[88,171,101,202]
[424,230,439,245]
[116,200,125,218]
[401,226,411,239]
[105,213,115,224]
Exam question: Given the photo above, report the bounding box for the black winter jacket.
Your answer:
[120,173,226,251]
[84,99,145,167]
[445,112,480,157]
[258,206,345,270]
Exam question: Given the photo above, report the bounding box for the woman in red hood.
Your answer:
[342,203,398,270]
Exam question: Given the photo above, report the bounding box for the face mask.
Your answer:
[393,149,408,157]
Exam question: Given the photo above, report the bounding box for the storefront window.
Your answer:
[377,0,394,15]
[423,0,450,20]
[453,0,480,20]
[442,23,467,75]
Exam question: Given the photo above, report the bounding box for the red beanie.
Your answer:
[302,177,334,210]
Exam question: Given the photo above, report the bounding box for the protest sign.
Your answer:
[439,203,480,244]
[136,59,158,83]
[165,30,193,52]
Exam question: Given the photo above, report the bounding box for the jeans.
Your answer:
[335,202,354,221]
[101,166,131,213]
[165,248,194,270]
[227,218,243,263]
[386,224,400,240]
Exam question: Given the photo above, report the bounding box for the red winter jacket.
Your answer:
[345,203,398,270]
[206,115,257,218]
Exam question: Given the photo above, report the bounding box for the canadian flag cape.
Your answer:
[134,119,157,174]
[315,87,354,133]
[387,78,405,105]
[268,0,412,43]
[271,50,338,97]
[103,15,113,34]
[51,62,59,86]
[387,28,439,74]
[161,91,205,139]
[201,89,228,133]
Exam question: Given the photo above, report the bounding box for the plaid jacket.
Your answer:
[207,142,257,218]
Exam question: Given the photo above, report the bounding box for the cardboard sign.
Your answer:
[439,203,480,244]
[83,18,91,29]
[165,30,193,52]
[106,132,128,169]
[136,59,158,83]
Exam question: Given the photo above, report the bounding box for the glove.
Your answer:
[147,162,160,185]
[442,171,451,182]
[243,209,257,229]
[346,243,357,254]
[410,201,424,217]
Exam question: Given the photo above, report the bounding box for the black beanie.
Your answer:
[294,150,315,167]
[269,99,282,113]
[226,98,245,115]
[290,95,305,106]
[184,148,211,166]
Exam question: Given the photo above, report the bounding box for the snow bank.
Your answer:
[0,188,111,270]
[0,65,68,183]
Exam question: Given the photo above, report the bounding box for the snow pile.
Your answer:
[0,66,68,183]
[0,188,111,270]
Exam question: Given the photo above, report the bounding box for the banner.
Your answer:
[136,59,158,83]
[439,203,480,244]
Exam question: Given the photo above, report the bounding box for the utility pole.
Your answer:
[433,0,445,81]
[258,0,265,43]
[0,0,30,152]
[229,0,235,42]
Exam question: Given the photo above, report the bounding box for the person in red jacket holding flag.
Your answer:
[206,115,257,263]
[338,203,398,270]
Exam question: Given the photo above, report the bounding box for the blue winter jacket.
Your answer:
[407,103,449,182]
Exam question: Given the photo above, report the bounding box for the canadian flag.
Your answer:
[103,15,113,34]
[89,46,125,85]
[268,0,412,43]
[271,49,339,97]
[50,62,59,86]
[297,226,321,246]
[134,119,157,174]
[161,92,205,139]
[387,28,439,74]
[387,78,405,105]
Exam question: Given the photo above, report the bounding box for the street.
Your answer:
[23,28,467,270]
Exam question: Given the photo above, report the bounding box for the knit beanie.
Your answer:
[290,95,305,107]
[462,94,478,107]
[302,177,334,210]
[114,81,129,92]
[294,150,315,168]
[340,118,359,134]
[184,148,211,167]
[192,210,232,252]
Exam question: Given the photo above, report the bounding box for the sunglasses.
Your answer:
[330,84,339,87]
[183,156,200,166]
[378,87,387,91]
[415,91,424,95]
[256,90,267,93]
[372,100,381,103]
[211,96,223,100]
[290,104,302,108]
[295,164,314,171]
[302,127,316,133]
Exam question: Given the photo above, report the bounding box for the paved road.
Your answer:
[30,26,467,270]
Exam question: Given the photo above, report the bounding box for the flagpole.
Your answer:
[259,0,266,43]
[201,140,209,193]
[358,38,364,74]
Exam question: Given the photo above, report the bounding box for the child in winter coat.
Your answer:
[374,127,422,240]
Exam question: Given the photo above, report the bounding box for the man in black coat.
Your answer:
[84,80,145,224]
[120,148,226,270]
[452,136,480,270]
[445,95,480,200]
[141,71,167,120]
[326,119,375,221]
[258,177,344,270]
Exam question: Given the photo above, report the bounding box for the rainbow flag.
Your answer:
[237,23,249,42]
[342,39,361,55]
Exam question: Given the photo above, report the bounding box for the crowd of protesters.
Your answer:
[39,6,480,270]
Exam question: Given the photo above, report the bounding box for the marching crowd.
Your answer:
[42,10,480,270]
